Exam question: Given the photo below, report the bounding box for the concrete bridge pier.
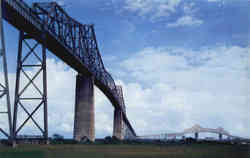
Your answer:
[113,108,123,140]
[195,132,199,140]
[73,74,95,142]
[219,133,222,141]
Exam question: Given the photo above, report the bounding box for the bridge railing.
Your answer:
[4,0,42,30]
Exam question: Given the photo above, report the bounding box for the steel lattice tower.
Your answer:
[0,0,13,141]
[13,30,48,143]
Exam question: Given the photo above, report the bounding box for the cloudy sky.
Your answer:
[0,0,250,139]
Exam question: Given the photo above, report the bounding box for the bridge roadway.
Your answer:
[2,0,136,136]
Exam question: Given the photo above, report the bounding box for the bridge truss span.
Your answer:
[138,125,244,140]
[2,0,136,140]
[32,2,118,106]
[31,2,136,136]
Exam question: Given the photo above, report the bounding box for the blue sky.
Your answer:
[1,0,250,139]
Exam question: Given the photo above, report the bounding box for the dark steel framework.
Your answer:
[2,0,136,140]
[31,2,136,136]
[116,86,126,113]
[31,2,116,99]
[0,0,12,140]
[116,86,135,139]
[115,86,126,139]
[13,31,48,141]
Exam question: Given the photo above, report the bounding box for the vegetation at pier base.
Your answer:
[0,143,249,158]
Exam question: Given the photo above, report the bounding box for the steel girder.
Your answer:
[0,0,13,140]
[115,86,136,139]
[13,31,48,142]
[31,2,136,136]
[31,2,118,106]
[116,86,126,113]
[32,3,106,78]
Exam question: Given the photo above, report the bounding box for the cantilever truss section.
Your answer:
[32,2,118,102]
[115,86,136,139]
[0,0,13,140]
[31,2,137,137]
[13,31,48,142]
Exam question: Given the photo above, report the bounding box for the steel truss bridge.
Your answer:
[138,125,245,140]
[0,0,136,142]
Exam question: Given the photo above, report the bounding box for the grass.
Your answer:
[0,143,249,158]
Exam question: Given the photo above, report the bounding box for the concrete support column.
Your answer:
[113,108,123,140]
[73,74,95,142]
[195,132,199,140]
[219,133,222,141]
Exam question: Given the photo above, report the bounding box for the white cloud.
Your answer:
[167,15,203,27]
[56,0,65,6]
[123,0,181,20]
[118,45,250,138]
[122,0,204,27]
[167,2,203,27]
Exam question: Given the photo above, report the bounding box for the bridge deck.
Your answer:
[2,0,136,136]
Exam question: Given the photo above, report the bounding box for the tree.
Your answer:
[52,133,64,140]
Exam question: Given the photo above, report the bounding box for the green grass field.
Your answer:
[0,143,249,158]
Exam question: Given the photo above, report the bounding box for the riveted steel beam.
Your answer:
[0,0,13,142]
